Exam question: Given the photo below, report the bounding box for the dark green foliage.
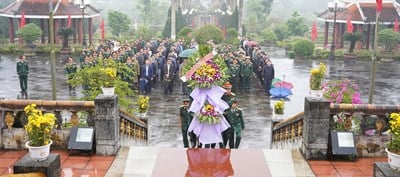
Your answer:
[162,7,187,38]
[194,24,224,45]
[177,27,193,47]
[224,28,240,46]
[226,7,239,30]
[313,48,330,59]
[57,28,74,49]
[16,23,43,45]
[261,28,277,45]
[343,32,363,53]
[288,51,295,59]
[378,28,400,52]
[108,10,130,36]
[293,39,315,58]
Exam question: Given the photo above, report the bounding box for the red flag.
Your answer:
[376,0,382,13]
[346,17,353,33]
[311,21,317,41]
[395,18,399,32]
[20,11,26,28]
[67,14,72,28]
[100,19,105,40]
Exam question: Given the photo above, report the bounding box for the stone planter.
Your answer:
[309,90,323,98]
[101,87,115,95]
[25,140,52,161]
[386,148,400,170]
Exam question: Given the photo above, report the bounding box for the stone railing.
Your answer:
[271,97,400,159]
[272,112,304,149]
[0,97,148,153]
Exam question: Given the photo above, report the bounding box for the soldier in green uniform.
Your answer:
[221,82,235,148]
[229,58,241,93]
[227,101,245,148]
[241,56,253,93]
[16,55,29,93]
[180,99,196,148]
[64,56,78,91]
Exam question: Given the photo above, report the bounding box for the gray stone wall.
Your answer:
[301,97,330,160]
[94,94,120,155]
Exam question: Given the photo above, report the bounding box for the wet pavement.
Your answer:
[1,48,400,149]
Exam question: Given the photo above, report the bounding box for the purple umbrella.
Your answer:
[274,81,294,90]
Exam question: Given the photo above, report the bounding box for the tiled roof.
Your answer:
[0,0,99,18]
[318,2,399,24]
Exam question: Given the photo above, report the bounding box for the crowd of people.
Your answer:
[16,36,275,149]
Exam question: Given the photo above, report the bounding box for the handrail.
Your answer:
[119,108,147,127]
[0,99,94,111]
[330,103,400,115]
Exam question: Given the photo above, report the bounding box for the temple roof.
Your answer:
[0,0,100,19]
[317,2,400,25]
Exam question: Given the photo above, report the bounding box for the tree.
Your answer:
[57,28,74,49]
[286,11,308,37]
[194,24,224,45]
[108,10,130,36]
[343,32,363,53]
[16,23,43,46]
[162,7,186,38]
[378,28,400,52]
[136,0,158,25]
[244,0,274,29]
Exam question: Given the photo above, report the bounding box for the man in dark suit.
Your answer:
[163,58,175,95]
[140,60,154,95]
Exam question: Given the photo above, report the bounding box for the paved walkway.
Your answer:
[0,148,388,177]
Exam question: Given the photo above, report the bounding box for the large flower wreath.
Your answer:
[182,45,231,144]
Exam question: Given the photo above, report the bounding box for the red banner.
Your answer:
[311,21,317,41]
[346,17,353,33]
[395,18,399,32]
[376,0,382,13]
[182,53,213,82]
[67,14,72,28]
[20,12,25,28]
[100,19,105,40]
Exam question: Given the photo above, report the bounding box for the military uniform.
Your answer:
[16,58,29,93]
[229,63,241,93]
[221,83,236,148]
[180,101,196,148]
[227,104,245,148]
[65,62,78,91]
[241,60,253,92]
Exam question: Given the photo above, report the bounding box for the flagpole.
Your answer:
[368,11,379,104]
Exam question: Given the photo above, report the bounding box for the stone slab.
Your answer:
[374,162,400,177]
[13,154,60,177]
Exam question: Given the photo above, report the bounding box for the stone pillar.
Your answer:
[78,19,83,44]
[94,95,120,156]
[301,97,330,160]
[366,24,371,49]
[9,18,15,43]
[40,19,46,44]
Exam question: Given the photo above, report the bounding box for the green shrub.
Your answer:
[355,49,373,59]
[313,47,330,59]
[177,27,193,47]
[288,51,295,59]
[16,23,43,45]
[0,44,20,53]
[224,28,240,46]
[379,28,400,52]
[293,39,315,58]
[261,28,277,45]
[194,24,224,45]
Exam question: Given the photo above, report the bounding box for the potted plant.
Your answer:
[309,62,326,97]
[274,99,285,114]
[322,78,362,104]
[24,104,56,161]
[386,112,400,169]
[378,29,400,60]
[57,28,74,54]
[137,95,150,114]
[342,32,363,59]
[99,67,117,95]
